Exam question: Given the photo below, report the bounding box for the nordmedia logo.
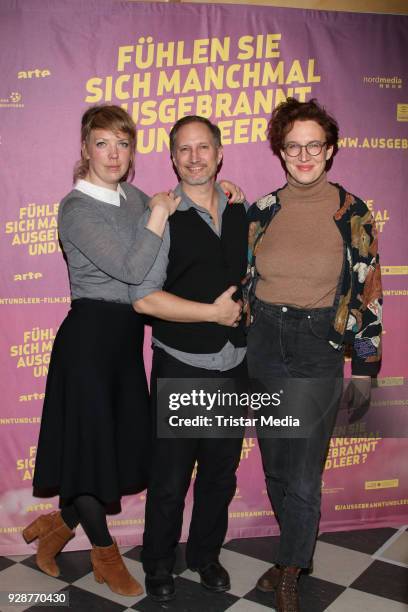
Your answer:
[0,91,24,108]
[397,104,408,122]
[363,75,402,89]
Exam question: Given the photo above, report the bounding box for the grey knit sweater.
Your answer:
[58,183,162,303]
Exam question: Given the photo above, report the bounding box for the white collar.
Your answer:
[75,179,127,206]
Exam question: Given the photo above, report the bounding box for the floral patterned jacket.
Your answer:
[244,183,382,376]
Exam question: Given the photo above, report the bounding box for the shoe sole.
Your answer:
[147,591,176,602]
[256,583,277,593]
[201,581,231,592]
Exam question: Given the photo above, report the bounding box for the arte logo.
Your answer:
[363,75,402,89]
[0,91,24,108]
[18,68,51,79]
[397,104,408,122]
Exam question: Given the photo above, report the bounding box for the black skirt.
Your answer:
[33,299,152,504]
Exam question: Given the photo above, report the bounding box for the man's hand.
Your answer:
[212,286,242,326]
[219,180,246,204]
[344,376,372,423]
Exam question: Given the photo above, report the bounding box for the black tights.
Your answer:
[61,495,113,547]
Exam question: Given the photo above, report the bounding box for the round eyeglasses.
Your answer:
[283,141,327,157]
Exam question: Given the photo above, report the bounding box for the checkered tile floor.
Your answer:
[0,527,407,611]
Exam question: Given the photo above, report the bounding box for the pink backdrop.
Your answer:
[1,0,407,554]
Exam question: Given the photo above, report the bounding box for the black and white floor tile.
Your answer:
[0,526,407,611]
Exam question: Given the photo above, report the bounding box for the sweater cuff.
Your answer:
[136,226,163,262]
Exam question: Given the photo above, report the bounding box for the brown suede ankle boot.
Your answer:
[22,511,74,577]
[91,540,143,597]
[276,566,301,612]
[256,564,281,592]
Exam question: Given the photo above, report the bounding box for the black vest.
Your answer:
[153,203,248,353]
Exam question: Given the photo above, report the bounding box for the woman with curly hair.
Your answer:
[246,98,382,612]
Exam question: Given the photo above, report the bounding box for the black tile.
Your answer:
[21,549,92,582]
[297,575,346,612]
[223,535,280,564]
[124,544,188,575]
[351,559,408,604]
[241,587,276,609]
[0,556,15,571]
[26,584,127,611]
[318,528,397,554]
[124,545,143,562]
[244,574,345,612]
[132,576,239,611]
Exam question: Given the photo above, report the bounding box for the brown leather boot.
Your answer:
[91,540,143,597]
[276,566,301,612]
[256,564,281,592]
[22,511,74,577]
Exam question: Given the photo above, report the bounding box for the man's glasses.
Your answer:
[283,141,327,157]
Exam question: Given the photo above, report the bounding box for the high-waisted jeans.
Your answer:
[247,298,344,568]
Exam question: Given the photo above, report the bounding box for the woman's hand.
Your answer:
[149,191,181,215]
[219,180,246,204]
[147,191,181,237]
[211,286,242,326]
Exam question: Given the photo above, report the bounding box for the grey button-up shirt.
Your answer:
[130,183,247,371]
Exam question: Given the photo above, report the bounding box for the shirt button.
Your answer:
[282,306,288,313]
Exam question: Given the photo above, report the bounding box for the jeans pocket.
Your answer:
[307,312,333,340]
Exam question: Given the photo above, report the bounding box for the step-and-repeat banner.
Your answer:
[1,0,407,553]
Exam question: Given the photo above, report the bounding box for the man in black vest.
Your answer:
[133,116,248,601]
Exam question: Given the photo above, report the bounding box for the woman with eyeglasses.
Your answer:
[245,98,382,612]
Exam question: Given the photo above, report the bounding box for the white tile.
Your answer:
[179,568,201,584]
[4,554,32,562]
[180,549,272,597]
[227,599,275,611]
[72,556,145,606]
[311,540,373,586]
[325,587,408,612]
[379,531,408,566]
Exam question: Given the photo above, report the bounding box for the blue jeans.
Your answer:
[247,298,344,568]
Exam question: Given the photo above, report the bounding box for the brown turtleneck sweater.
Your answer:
[255,172,344,308]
